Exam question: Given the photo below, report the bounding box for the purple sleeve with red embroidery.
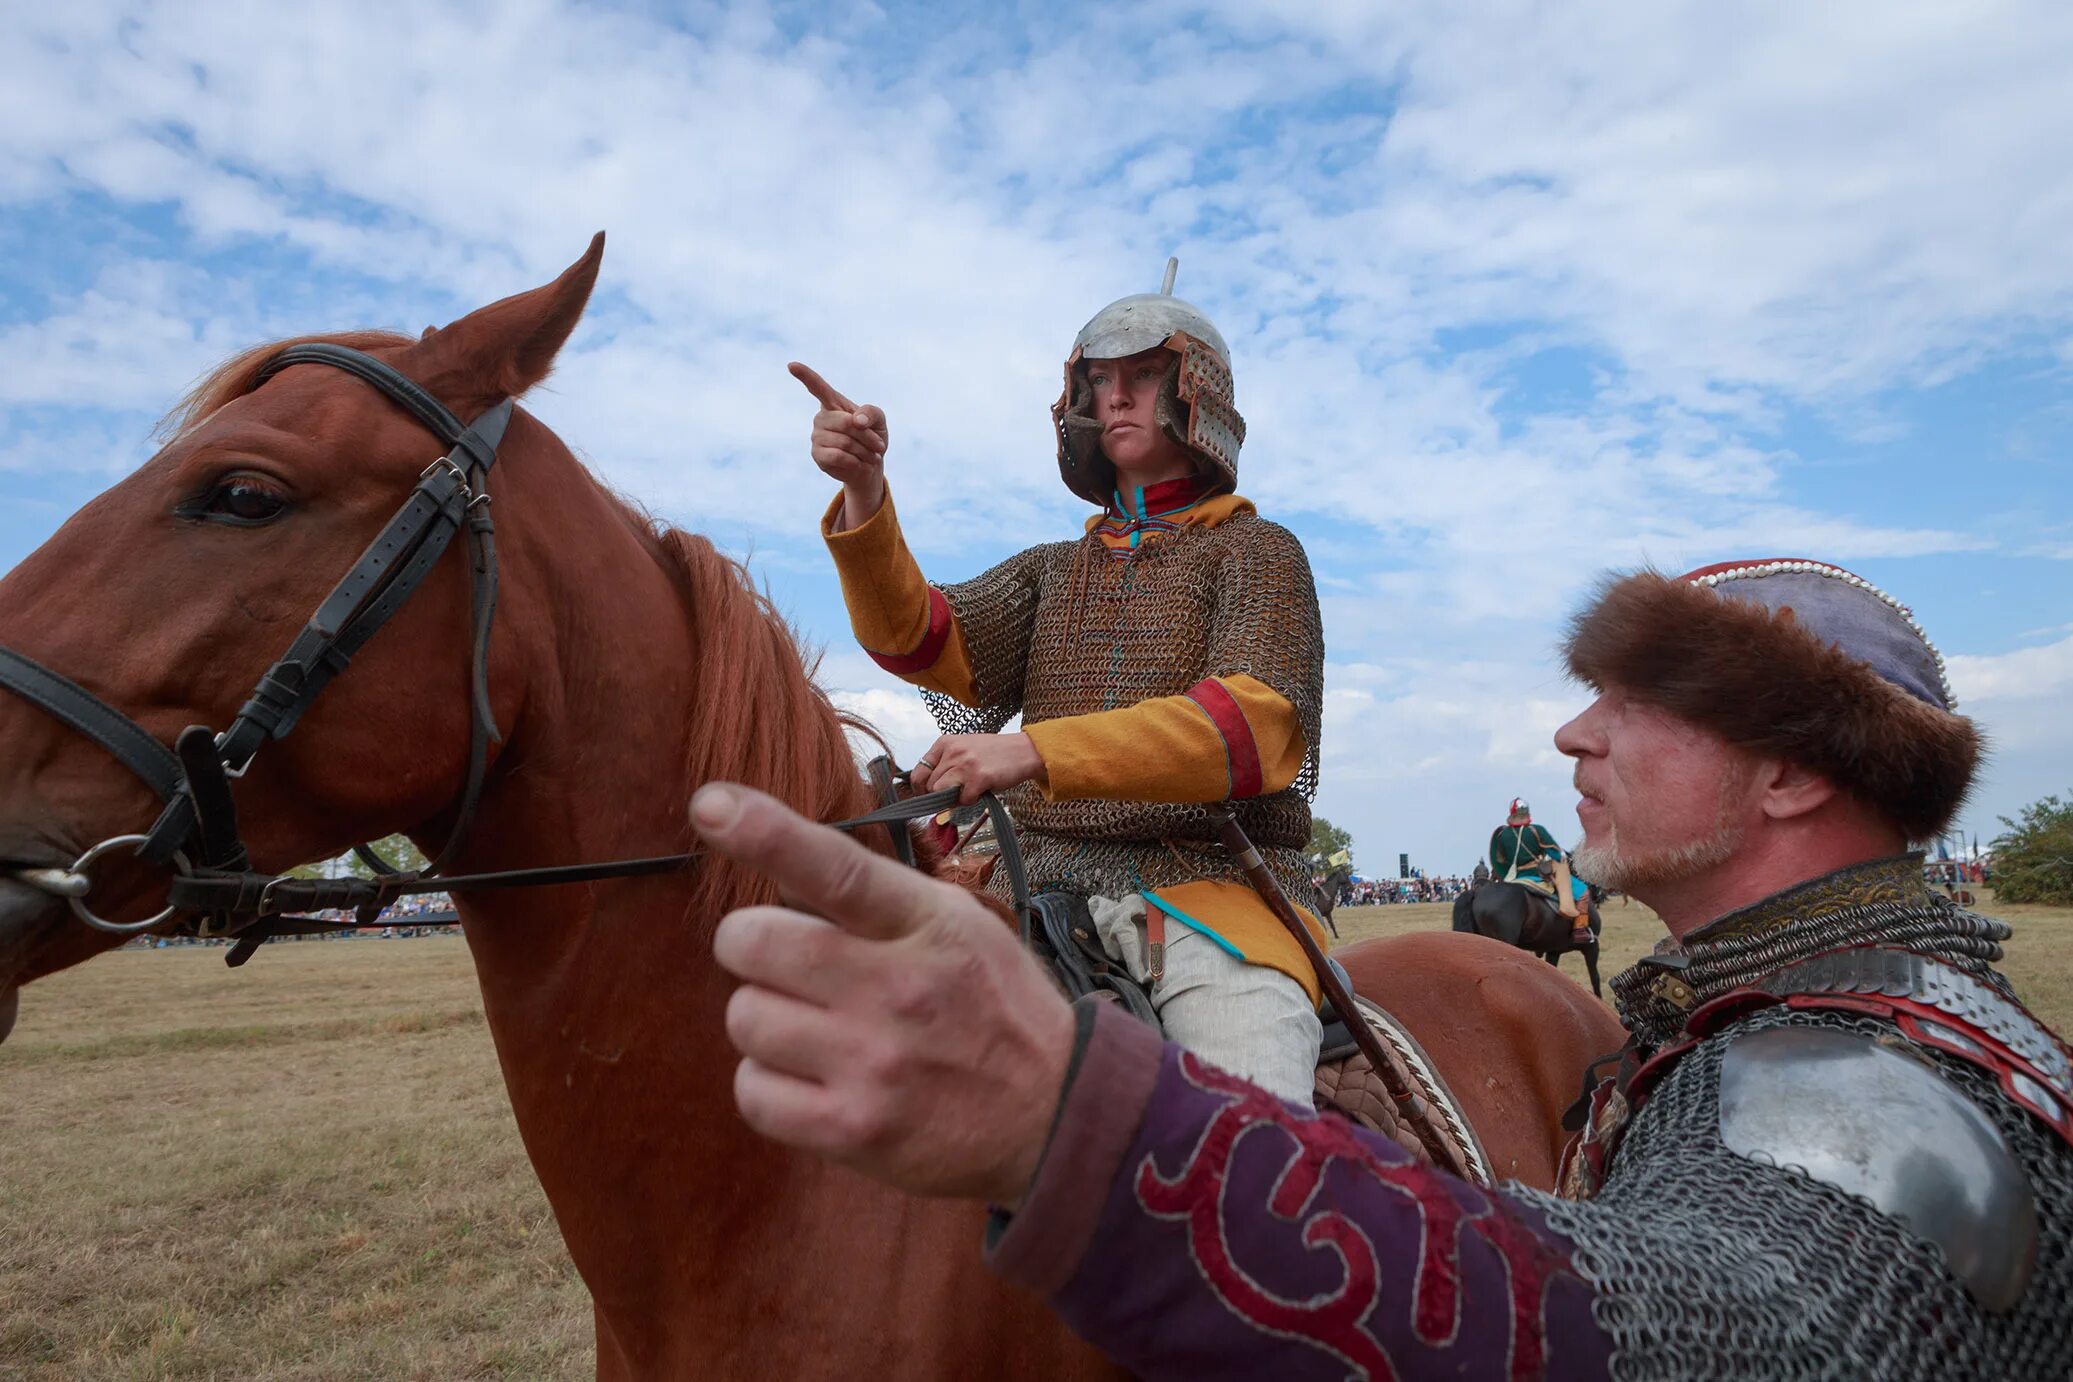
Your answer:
[987,1003,1612,1381]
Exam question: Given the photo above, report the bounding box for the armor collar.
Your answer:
[1613,854,2013,1048]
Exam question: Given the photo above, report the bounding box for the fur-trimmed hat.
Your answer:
[1563,559,1980,842]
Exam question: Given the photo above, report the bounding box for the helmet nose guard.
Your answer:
[1054,259,1245,506]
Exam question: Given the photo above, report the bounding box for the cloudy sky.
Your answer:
[4,1,2069,875]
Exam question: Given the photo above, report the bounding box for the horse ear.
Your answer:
[402,232,605,414]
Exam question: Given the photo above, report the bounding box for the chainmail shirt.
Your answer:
[1516,1005,2073,1379]
[924,511,1325,907]
[1511,858,2073,1378]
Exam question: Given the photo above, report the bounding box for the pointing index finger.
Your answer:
[788,361,856,413]
[694,783,933,943]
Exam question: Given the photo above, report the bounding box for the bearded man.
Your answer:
[695,558,2072,1378]
[789,269,1328,1105]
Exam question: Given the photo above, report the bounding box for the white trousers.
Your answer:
[1087,893,1322,1105]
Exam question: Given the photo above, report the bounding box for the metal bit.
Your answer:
[7,866,91,898]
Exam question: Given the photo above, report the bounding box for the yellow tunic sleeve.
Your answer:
[1022,673,1305,803]
[821,489,978,703]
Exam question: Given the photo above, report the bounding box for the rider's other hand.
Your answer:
[694,783,1074,1205]
[907,732,1048,806]
[790,361,888,529]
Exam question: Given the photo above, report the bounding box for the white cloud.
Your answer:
[2,0,2069,865]
[0,262,249,412]
[1946,632,2073,833]
[1229,0,2073,402]
[1949,632,2073,706]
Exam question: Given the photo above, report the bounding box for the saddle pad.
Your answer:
[1314,997,1493,1187]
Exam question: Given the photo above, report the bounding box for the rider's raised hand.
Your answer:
[693,782,1073,1205]
[790,362,888,529]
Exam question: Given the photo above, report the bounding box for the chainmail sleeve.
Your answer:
[921,542,1066,736]
[1202,516,1325,801]
[1511,1005,2073,1379]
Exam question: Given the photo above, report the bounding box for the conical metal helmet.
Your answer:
[1052,258,1245,505]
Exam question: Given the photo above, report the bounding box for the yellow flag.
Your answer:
[1328,849,1351,868]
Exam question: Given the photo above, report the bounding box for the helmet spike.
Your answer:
[1161,256,1178,295]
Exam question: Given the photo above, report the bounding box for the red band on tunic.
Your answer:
[869,587,953,675]
[1186,677,1265,799]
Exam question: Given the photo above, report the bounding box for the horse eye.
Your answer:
[192,479,290,526]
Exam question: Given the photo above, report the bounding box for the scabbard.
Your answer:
[1201,803,1473,1180]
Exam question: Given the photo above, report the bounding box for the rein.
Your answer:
[0,344,1030,962]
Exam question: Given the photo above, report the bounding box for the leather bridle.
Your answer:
[0,344,1028,964]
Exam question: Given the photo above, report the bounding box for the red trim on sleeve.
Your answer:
[1185,677,1264,799]
[869,586,954,675]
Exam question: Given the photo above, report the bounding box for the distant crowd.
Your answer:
[1328,875,1472,907]
[125,893,460,949]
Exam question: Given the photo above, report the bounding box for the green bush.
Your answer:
[1308,816,1354,868]
[1991,793,2073,905]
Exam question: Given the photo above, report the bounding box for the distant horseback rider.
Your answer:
[791,262,1328,1105]
[1489,797,1560,884]
[1490,797,1591,944]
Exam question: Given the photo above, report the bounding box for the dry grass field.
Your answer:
[4,891,2071,1378]
[0,938,591,1380]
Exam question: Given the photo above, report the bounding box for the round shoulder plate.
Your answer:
[1719,1024,2038,1312]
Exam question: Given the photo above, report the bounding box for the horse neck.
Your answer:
[431,431,910,1323]
[453,416,872,895]
[449,419,874,1012]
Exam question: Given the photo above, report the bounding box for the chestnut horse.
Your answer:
[0,238,1623,1377]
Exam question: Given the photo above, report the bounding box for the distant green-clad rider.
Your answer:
[1489,797,1590,944]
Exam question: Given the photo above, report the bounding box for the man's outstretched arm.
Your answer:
[693,784,1612,1380]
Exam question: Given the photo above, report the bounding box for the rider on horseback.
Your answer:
[793,264,1328,1105]
[1490,796,1592,944]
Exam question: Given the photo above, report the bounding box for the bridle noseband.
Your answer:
[1,344,1030,963]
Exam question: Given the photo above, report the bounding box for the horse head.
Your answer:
[0,236,608,1029]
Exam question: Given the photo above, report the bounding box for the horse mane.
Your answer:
[634,522,885,920]
[159,330,415,439]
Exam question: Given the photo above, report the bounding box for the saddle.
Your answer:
[863,760,1491,1184]
[1023,889,1491,1182]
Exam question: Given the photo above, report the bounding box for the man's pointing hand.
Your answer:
[694,782,1074,1204]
